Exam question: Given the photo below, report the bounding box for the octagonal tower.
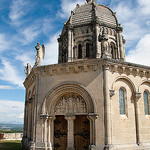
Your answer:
[58,0,125,63]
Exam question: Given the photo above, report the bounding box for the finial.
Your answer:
[86,0,93,3]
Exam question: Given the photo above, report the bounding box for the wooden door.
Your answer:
[54,115,67,150]
[74,115,90,150]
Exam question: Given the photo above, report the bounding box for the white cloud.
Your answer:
[126,34,150,66]
[0,34,11,52]
[9,0,30,26]
[21,25,41,44]
[15,52,35,67]
[114,2,133,23]
[0,100,24,123]
[42,18,53,36]
[137,0,150,15]
[112,0,150,50]
[43,33,60,65]
[0,58,24,88]
[0,85,13,89]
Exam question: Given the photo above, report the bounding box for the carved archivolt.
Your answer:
[54,94,87,114]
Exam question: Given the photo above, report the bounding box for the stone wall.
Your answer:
[2,133,23,140]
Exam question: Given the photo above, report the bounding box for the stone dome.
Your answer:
[69,1,118,28]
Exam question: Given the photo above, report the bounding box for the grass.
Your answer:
[0,140,21,150]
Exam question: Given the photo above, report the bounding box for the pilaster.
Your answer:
[134,93,143,147]
[103,64,113,149]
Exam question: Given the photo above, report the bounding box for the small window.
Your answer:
[119,88,125,115]
[78,44,82,59]
[144,91,149,115]
[86,43,90,58]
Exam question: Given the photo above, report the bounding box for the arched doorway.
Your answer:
[53,93,90,150]
[41,83,97,150]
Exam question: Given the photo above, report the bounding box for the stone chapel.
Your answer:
[22,0,150,150]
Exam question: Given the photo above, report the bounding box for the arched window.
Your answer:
[144,91,149,115]
[119,88,125,114]
[78,44,82,59]
[86,43,90,58]
[110,43,116,59]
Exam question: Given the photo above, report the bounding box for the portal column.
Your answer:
[41,115,48,148]
[88,113,98,146]
[47,116,55,150]
[65,115,76,150]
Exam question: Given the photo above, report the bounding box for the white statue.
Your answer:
[25,63,31,77]
[34,42,45,66]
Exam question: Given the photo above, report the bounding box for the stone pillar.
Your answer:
[30,97,35,150]
[41,115,48,149]
[134,93,142,146]
[47,116,55,150]
[68,28,72,62]
[24,103,28,137]
[116,25,123,60]
[27,103,31,138]
[88,113,98,146]
[71,31,74,60]
[95,25,99,58]
[116,32,120,59]
[65,115,76,150]
[103,65,113,150]
[118,32,123,59]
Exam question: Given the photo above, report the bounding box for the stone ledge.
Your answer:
[24,58,150,88]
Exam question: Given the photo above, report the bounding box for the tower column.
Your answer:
[95,25,100,58]
[65,115,76,150]
[68,27,72,62]
[116,26,123,60]
[103,64,113,150]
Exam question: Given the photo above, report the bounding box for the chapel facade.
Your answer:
[22,0,150,150]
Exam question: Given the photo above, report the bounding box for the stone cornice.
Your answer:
[24,58,150,89]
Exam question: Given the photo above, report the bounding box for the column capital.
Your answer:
[103,64,110,71]
[40,114,48,120]
[88,113,98,120]
[65,115,76,121]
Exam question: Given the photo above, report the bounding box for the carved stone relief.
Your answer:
[54,94,87,114]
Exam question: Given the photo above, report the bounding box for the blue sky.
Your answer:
[0,0,150,124]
